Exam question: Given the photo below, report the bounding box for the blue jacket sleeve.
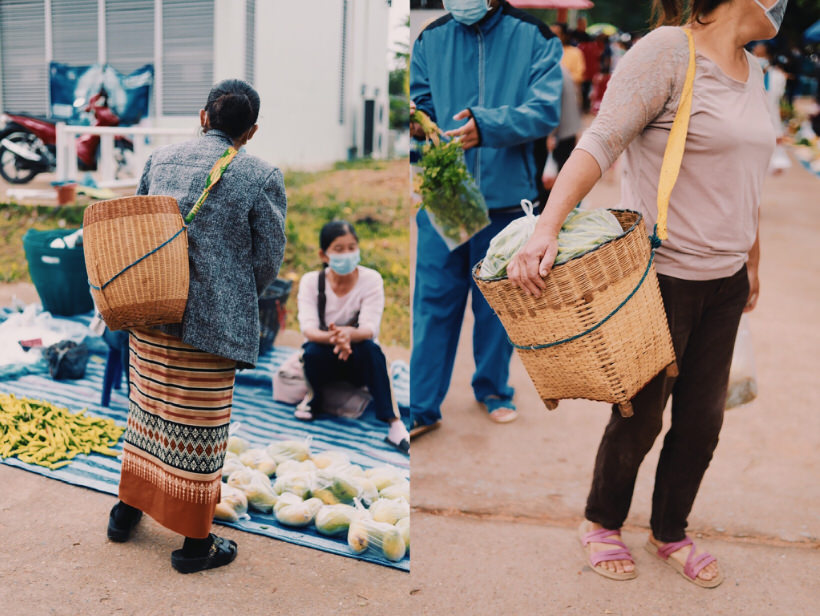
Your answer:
[410,35,436,124]
[469,36,563,148]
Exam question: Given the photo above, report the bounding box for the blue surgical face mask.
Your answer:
[444,0,491,26]
[327,249,360,276]
[753,0,788,36]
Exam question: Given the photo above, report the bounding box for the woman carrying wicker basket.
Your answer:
[508,0,784,587]
[106,80,287,573]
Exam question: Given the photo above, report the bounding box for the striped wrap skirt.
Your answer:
[118,328,236,538]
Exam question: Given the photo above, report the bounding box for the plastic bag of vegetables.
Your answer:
[227,468,278,512]
[272,471,314,500]
[478,203,625,280]
[213,483,249,523]
[413,110,490,251]
[274,493,324,527]
[239,448,277,477]
[479,199,539,279]
[266,438,311,463]
[347,517,407,562]
[554,208,624,265]
[314,504,359,536]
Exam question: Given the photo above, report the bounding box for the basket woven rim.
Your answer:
[473,208,644,283]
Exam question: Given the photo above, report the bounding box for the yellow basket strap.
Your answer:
[185,146,239,224]
[655,27,695,242]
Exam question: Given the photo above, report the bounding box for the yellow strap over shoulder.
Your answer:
[655,27,695,241]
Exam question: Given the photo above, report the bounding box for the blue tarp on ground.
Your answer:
[0,309,409,571]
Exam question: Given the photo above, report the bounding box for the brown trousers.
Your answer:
[585,265,750,542]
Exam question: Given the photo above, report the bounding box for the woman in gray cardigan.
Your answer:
[106,80,287,573]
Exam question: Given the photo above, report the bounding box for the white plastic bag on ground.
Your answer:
[726,314,758,409]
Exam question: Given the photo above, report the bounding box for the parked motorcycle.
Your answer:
[0,87,133,184]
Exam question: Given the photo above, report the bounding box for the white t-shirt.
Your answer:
[297,266,384,340]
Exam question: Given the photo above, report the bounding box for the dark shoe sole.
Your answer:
[409,420,441,440]
[171,535,238,574]
[107,508,142,542]
[384,436,410,455]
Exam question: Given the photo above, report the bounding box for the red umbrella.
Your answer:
[508,0,594,8]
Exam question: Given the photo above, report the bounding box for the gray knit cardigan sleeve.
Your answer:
[138,130,287,368]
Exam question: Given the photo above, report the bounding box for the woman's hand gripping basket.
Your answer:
[83,195,189,331]
[473,210,677,417]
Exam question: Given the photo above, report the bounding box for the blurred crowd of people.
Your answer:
[541,15,820,185]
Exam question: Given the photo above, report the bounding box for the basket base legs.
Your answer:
[617,402,634,418]
[665,361,679,378]
[542,398,559,411]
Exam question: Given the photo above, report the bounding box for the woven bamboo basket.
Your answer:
[473,210,676,417]
[83,195,189,331]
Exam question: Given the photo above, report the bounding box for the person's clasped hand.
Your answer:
[444,109,480,150]
[328,323,352,361]
[409,101,426,141]
[506,228,561,298]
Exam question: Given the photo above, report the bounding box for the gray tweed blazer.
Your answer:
[137,129,287,368]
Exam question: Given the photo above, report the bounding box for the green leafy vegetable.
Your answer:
[413,111,490,247]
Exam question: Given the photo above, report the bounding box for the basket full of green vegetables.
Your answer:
[412,110,490,250]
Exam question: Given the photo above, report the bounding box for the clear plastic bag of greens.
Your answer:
[479,200,539,279]
[413,113,490,250]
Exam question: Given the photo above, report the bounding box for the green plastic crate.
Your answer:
[23,228,94,316]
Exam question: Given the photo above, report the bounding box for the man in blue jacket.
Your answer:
[410,0,563,435]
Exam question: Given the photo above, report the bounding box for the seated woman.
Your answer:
[296,221,409,455]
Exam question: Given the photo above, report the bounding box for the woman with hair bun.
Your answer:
[296,220,410,455]
[106,79,287,573]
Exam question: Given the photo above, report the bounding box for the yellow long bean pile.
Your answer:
[0,393,124,470]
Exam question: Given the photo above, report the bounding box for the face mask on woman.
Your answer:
[753,0,788,36]
[328,250,360,275]
[443,0,491,26]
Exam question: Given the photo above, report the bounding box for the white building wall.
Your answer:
[249,0,350,168]
[347,0,390,158]
[0,0,392,170]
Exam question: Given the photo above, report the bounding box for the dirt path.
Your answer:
[407,153,820,614]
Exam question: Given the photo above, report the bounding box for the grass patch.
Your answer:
[280,159,410,347]
[0,204,84,283]
[0,159,411,347]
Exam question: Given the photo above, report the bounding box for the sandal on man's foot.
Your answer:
[644,536,724,588]
[171,534,238,574]
[578,522,638,581]
[384,436,410,455]
[409,420,441,440]
[484,397,518,424]
[107,502,143,542]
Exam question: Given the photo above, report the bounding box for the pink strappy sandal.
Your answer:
[578,522,638,581]
[644,536,724,588]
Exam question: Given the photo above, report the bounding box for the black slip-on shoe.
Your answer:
[171,534,238,574]
[107,503,143,542]
[384,436,410,455]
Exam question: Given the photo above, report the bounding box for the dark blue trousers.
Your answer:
[410,208,523,426]
[302,340,397,423]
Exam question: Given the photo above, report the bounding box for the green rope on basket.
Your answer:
[510,227,662,351]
